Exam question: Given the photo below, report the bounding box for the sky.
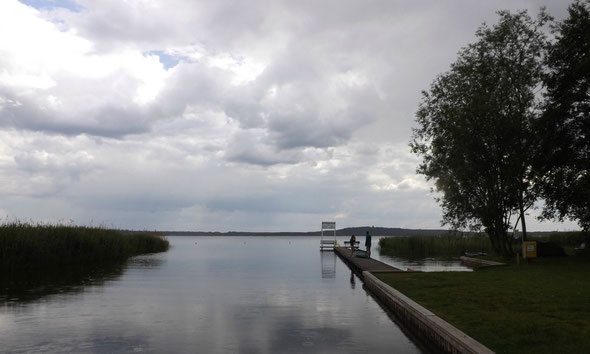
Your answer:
[0,0,580,232]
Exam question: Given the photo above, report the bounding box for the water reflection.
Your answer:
[0,254,166,305]
[350,271,356,289]
[270,326,351,353]
[364,236,472,272]
[0,262,125,305]
[376,254,472,272]
[320,251,336,279]
[0,237,421,353]
[315,236,472,272]
[126,253,166,269]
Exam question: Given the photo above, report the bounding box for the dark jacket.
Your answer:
[365,233,372,247]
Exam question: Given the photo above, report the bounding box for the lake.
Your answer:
[0,236,467,353]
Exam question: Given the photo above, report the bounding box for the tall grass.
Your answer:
[531,231,588,247]
[379,234,492,258]
[0,222,169,271]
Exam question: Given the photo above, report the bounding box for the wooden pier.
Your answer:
[333,247,403,278]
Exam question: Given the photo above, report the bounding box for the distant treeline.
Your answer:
[0,223,170,271]
[158,226,563,237]
[159,226,447,236]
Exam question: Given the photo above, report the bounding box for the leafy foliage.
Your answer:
[411,10,550,258]
[535,0,590,231]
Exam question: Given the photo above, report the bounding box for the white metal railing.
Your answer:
[320,221,336,251]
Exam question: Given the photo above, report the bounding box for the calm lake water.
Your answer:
[368,236,472,272]
[0,236,465,353]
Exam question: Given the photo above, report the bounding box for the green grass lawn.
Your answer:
[375,255,590,354]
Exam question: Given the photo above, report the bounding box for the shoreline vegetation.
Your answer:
[0,223,169,272]
[159,226,565,237]
[376,254,590,354]
[159,226,448,236]
[376,232,589,353]
[378,234,493,258]
[378,231,587,259]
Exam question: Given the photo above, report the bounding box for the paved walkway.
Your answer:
[334,247,402,277]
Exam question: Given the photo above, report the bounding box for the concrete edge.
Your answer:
[363,271,495,354]
[460,256,507,268]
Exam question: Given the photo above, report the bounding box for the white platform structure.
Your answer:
[320,221,337,251]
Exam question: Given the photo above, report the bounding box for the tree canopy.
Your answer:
[411,10,550,258]
[535,0,590,232]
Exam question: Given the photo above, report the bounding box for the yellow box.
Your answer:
[523,241,537,259]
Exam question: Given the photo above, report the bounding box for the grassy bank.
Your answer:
[0,223,169,271]
[375,254,590,354]
[378,234,493,258]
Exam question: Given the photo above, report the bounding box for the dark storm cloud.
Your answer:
[0,96,152,137]
[225,134,302,166]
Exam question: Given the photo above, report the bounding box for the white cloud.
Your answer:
[0,1,173,136]
[0,0,580,232]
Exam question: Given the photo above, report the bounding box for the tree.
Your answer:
[535,1,590,232]
[410,10,550,258]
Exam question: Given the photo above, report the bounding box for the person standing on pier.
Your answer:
[349,234,356,257]
[365,231,372,258]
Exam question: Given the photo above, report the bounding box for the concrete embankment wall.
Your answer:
[460,256,506,269]
[363,271,495,354]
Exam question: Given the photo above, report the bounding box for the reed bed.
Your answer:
[378,234,492,258]
[0,222,169,271]
[532,231,588,247]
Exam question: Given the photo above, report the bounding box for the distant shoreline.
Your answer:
[158,226,446,237]
[154,226,562,237]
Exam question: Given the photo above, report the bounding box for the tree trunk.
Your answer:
[486,226,502,256]
[519,192,528,242]
[487,220,513,259]
[500,230,513,258]
[496,218,513,259]
[490,234,501,256]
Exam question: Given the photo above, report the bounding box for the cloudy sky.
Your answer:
[0,0,579,232]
